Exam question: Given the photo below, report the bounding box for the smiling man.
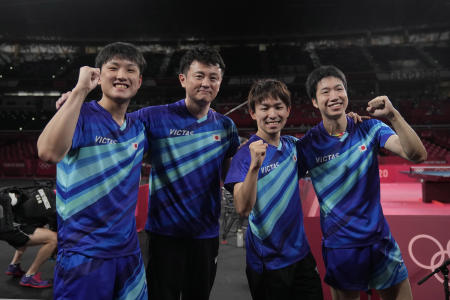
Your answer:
[224,79,323,300]
[37,42,148,300]
[129,46,240,300]
[297,65,427,300]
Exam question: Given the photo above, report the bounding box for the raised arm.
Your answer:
[367,96,427,163]
[233,140,267,217]
[37,67,100,163]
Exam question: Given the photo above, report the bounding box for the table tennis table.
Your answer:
[405,166,450,203]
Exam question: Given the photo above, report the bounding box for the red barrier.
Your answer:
[135,184,149,232]
[35,160,56,177]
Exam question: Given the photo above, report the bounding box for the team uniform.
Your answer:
[54,101,148,300]
[297,116,408,290]
[225,135,322,300]
[130,99,240,300]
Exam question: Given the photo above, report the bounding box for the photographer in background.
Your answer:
[0,185,57,288]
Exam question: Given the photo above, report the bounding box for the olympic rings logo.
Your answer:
[408,234,450,284]
[39,161,50,169]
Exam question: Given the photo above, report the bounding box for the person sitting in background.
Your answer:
[1,189,56,288]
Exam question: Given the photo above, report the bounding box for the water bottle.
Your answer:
[236,228,244,247]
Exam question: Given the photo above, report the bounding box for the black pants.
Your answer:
[246,252,324,300]
[146,232,219,300]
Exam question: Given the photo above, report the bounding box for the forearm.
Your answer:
[387,109,427,163]
[37,87,89,163]
[233,167,259,217]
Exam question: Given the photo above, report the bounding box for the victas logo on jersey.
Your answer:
[169,129,194,136]
[261,162,279,174]
[315,153,340,163]
[95,136,118,144]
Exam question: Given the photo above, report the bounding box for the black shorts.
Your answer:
[146,232,219,300]
[0,224,36,248]
[246,252,324,300]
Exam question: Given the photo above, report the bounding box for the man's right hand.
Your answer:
[57,66,100,110]
[76,66,100,93]
[249,140,268,170]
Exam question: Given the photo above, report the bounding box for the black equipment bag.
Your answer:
[15,186,56,228]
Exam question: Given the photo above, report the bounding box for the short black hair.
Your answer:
[179,46,225,76]
[305,65,347,100]
[248,79,291,113]
[95,42,147,75]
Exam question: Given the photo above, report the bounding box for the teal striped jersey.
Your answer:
[129,99,240,238]
[225,135,310,272]
[56,101,147,258]
[297,117,395,248]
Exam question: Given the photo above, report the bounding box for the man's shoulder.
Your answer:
[126,114,146,131]
[297,126,320,145]
[79,100,99,115]
[281,135,299,145]
[234,141,251,157]
[210,110,237,128]
[135,103,170,115]
[127,103,176,127]
[228,141,251,166]
[354,118,388,134]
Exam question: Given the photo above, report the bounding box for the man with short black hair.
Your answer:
[298,65,427,300]
[1,186,56,288]
[38,42,148,300]
[130,46,240,300]
[225,79,323,300]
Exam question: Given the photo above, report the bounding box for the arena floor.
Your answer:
[0,231,250,300]
[0,177,250,300]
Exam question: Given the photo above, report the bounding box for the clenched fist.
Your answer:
[249,140,268,170]
[366,96,397,120]
[75,66,100,93]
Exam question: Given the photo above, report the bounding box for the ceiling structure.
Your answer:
[0,0,449,43]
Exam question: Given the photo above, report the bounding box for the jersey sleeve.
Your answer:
[296,136,309,178]
[372,119,396,148]
[224,147,250,193]
[225,119,240,158]
[128,107,152,130]
[71,104,86,150]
